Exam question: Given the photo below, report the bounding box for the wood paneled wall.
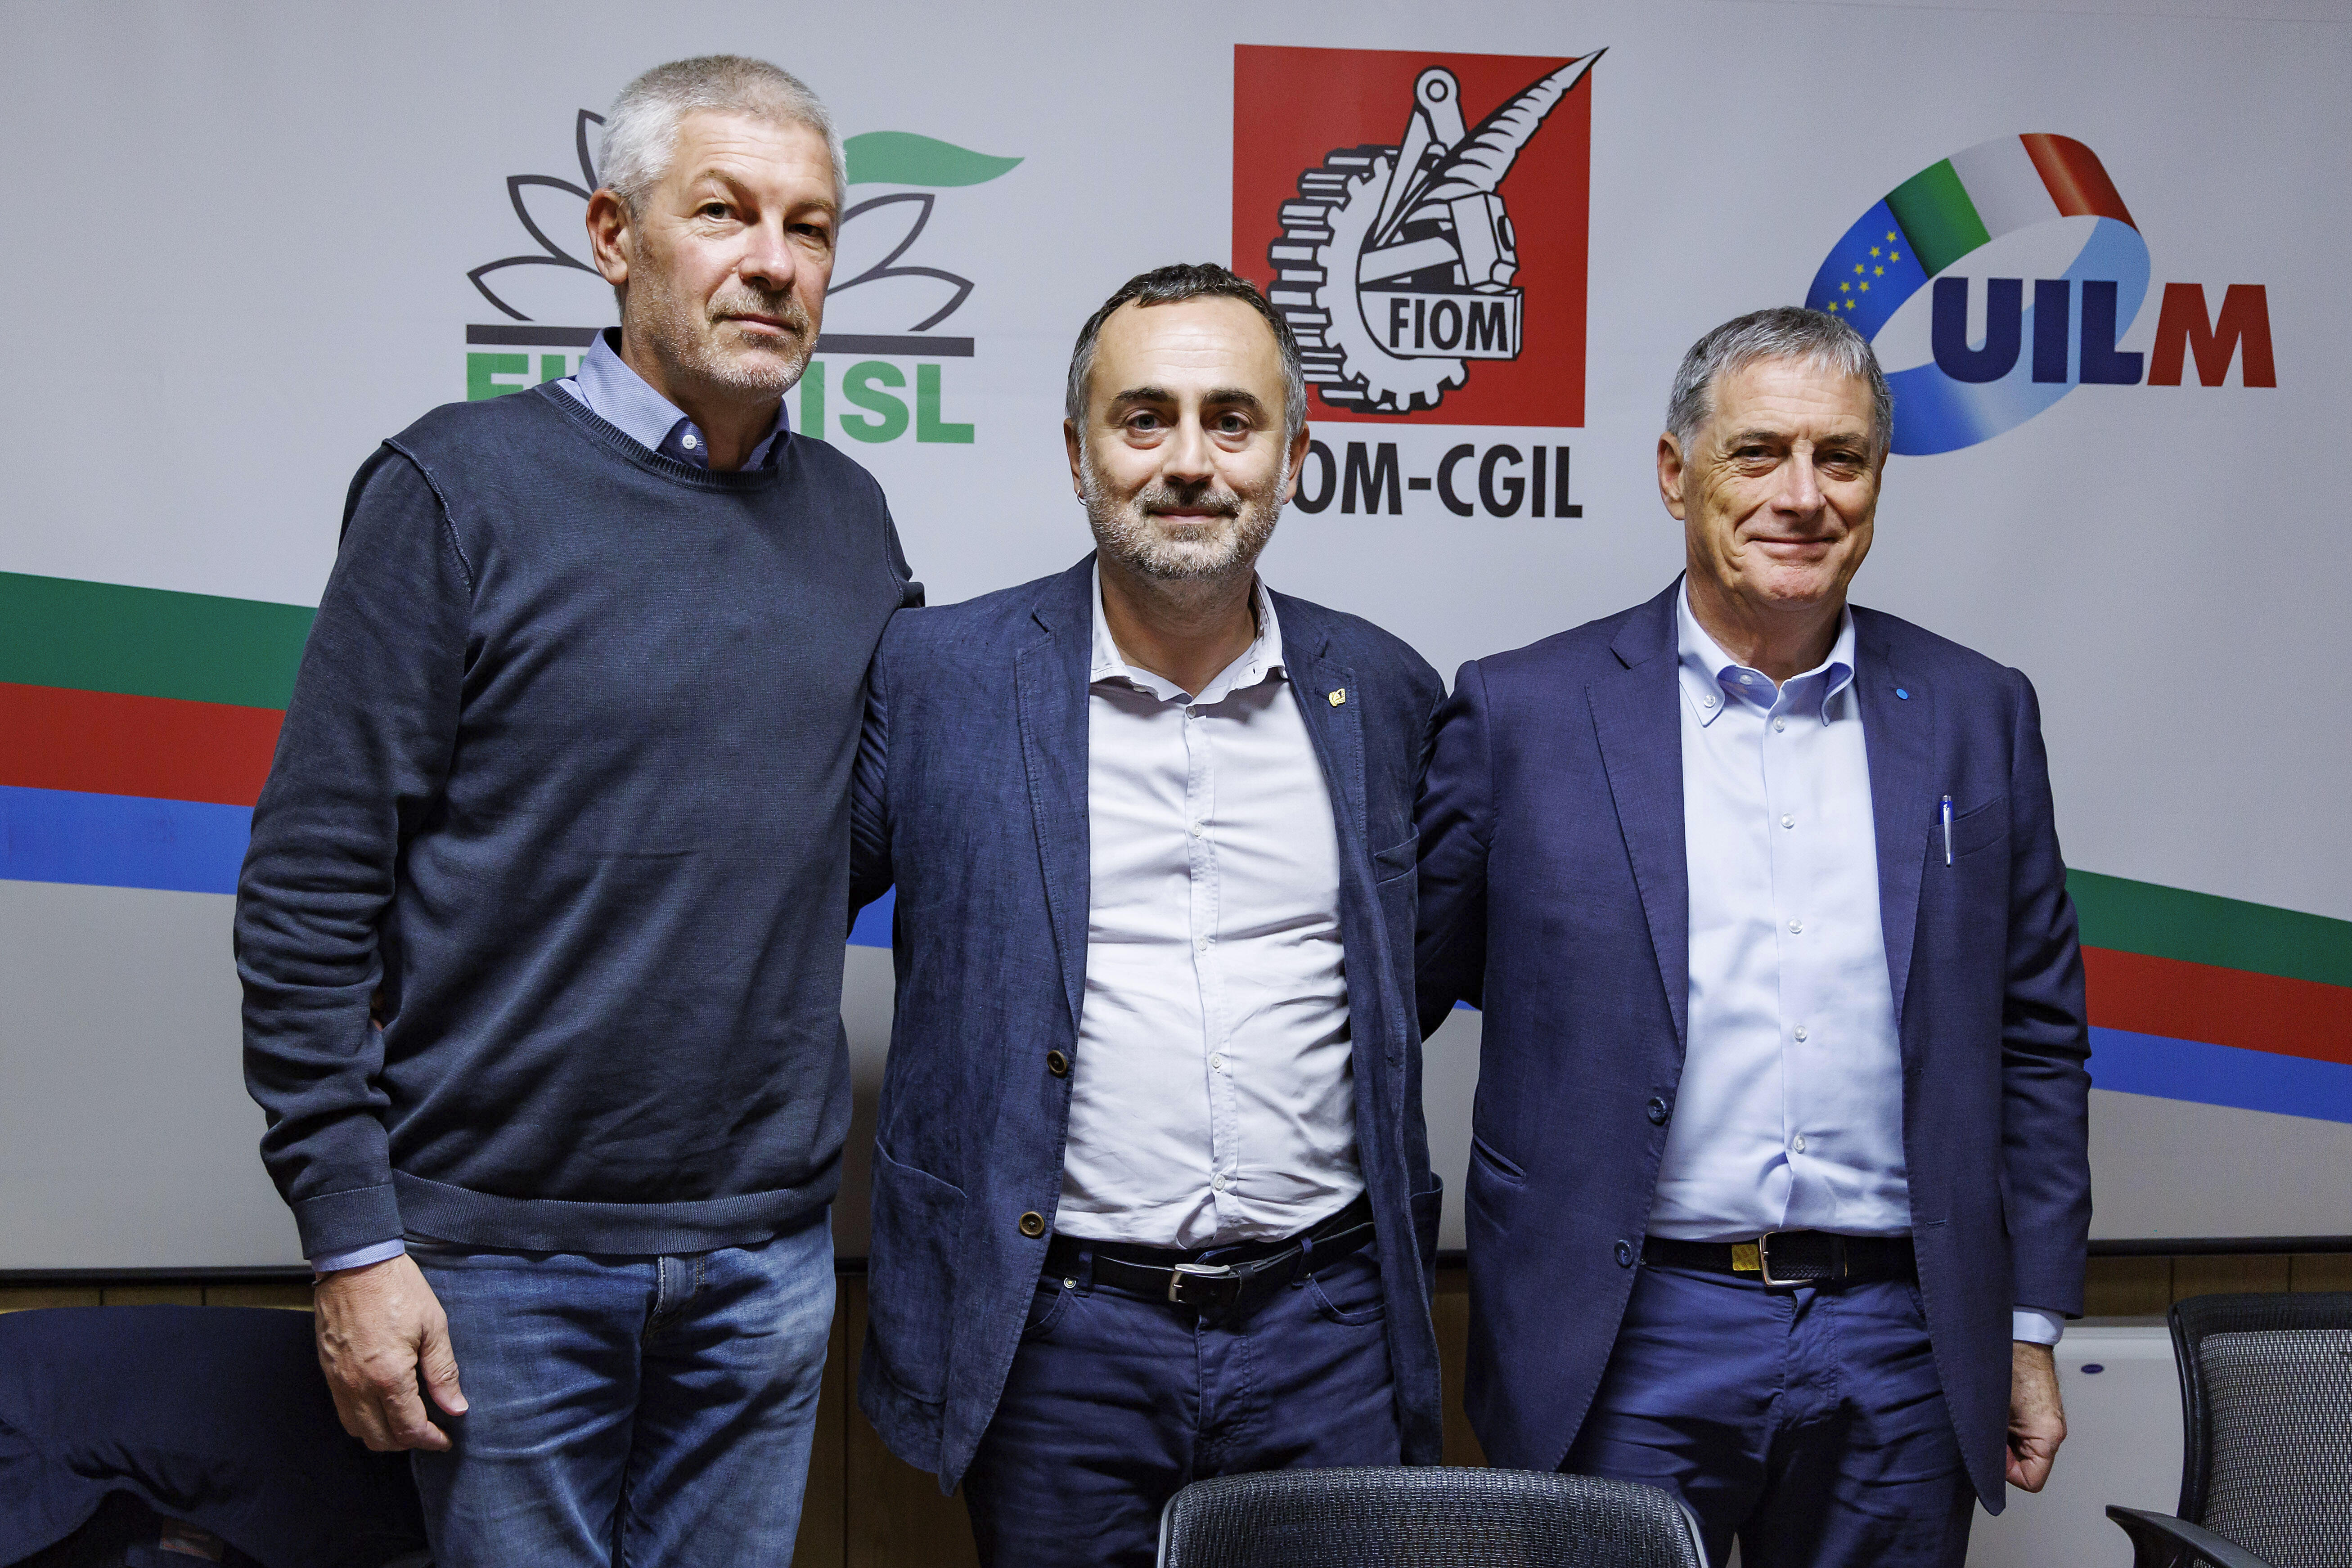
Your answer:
[5,1253,2346,1566]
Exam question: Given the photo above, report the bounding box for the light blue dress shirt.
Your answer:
[308,329,792,1278]
[1656,583,2060,1344]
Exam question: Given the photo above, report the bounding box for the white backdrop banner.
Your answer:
[1,0,2345,1267]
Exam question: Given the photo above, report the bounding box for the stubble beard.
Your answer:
[1080,443,1288,584]
[630,266,817,399]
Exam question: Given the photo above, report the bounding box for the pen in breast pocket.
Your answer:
[1942,795,1953,866]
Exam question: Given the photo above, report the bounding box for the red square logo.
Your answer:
[1233,44,1596,428]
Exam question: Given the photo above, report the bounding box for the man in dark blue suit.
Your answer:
[850,264,1446,1567]
[1417,307,2091,1567]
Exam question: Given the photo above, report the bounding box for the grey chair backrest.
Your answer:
[1156,1466,1709,1568]
[2170,1291,2352,1568]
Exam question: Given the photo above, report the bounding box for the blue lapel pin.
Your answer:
[1895,687,1910,700]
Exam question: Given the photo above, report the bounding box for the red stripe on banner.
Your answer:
[2020,134,2135,227]
[0,681,282,807]
[2084,946,2352,1067]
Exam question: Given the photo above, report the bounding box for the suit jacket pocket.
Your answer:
[1947,792,2010,859]
[1372,830,1419,883]
[1469,1132,1527,1186]
[866,1143,966,1406]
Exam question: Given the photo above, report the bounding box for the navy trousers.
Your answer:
[961,1243,1400,1568]
[1564,1262,1976,1568]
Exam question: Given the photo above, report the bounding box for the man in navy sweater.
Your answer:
[236,57,917,1567]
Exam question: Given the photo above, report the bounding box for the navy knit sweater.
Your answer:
[237,384,918,1259]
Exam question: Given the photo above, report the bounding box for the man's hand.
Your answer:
[313,1253,468,1452]
[2006,1340,2066,1491]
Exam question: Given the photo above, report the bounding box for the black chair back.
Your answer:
[1156,1466,1708,1568]
[2169,1291,2352,1568]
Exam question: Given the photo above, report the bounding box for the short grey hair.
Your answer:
[1666,306,1894,457]
[598,55,846,215]
[1066,263,1308,446]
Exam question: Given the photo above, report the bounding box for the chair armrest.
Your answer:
[2106,1506,2277,1568]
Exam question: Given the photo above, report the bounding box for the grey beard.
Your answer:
[631,274,814,396]
[1080,448,1288,582]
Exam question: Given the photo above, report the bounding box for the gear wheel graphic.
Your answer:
[1270,150,1466,415]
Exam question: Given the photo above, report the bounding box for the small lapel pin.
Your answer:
[1895,687,1910,700]
[1328,688,1347,707]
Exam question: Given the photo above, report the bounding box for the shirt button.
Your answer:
[1794,1026,1809,1042]
[1018,1211,1046,1238]
[1702,694,1718,709]
[1773,717,1787,732]
[1788,919,1803,935]
[1739,673,1756,686]
[1195,936,1210,951]
[1211,1174,1229,1193]
[1210,1053,1226,1072]
[1793,1135,1808,1154]
[1781,814,1795,828]
[681,432,697,449]
[1189,822,1204,837]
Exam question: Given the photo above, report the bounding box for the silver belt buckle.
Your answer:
[1168,1261,1238,1307]
[1756,1230,1800,1288]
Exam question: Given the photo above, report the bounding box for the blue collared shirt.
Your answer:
[1656,583,2059,1343]
[557,328,790,470]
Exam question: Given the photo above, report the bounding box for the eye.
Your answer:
[697,201,732,221]
[1214,412,1253,436]
[1124,410,1165,433]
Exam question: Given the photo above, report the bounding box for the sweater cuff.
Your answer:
[2013,1306,2064,1345]
[290,1182,404,1261]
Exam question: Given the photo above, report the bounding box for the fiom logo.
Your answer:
[1808,134,2273,455]
[463,111,1017,447]
[1233,44,1601,521]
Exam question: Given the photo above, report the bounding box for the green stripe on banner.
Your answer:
[0,572,314,710]
[2069,869,2352,990]
[1883,160,1991,275]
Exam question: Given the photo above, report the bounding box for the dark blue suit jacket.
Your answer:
[1415,580,2091,1510]
[850,556,1449,1489]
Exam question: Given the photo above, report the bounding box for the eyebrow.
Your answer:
[1726,427,1867,448]
[1106,386,1270,414]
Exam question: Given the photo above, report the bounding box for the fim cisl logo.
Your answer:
[1808,133,2274,455]
[1234,43,1601,522]
[462,110,1017,447]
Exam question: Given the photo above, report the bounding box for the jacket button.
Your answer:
[1018,1211,1046,1238]
[1615,1239,1635,1267]
[1646,1096,1670,1126]
[1046,1050,1070,1078]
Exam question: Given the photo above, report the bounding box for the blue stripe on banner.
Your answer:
[0,783,252,895]
[2090,1025,2352,1126]
[849,886,894,948]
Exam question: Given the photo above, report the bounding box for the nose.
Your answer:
[1774,447,1826,517]
[739,216,798,294]
[1162,413,1216,484]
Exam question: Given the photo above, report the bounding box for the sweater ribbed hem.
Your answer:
[393,1168,836,1256]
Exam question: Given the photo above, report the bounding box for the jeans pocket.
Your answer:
[1020,1279,1073,1342]
[1306,1258,1386,1327]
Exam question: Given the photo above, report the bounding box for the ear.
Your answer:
[1656,431,1691,521]
[1280,422,1311,504]
[585,189,634,288]
[1065,418,1085,500]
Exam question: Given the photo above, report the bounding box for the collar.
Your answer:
[1675,579,1857,728]
[1088,564,1287,705]
[562,327,789,470]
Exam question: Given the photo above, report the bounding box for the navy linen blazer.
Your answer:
[1415,580,2091,1510]
[850,555,1449,1490]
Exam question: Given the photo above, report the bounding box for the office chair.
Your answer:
[2107,1290,2352,1568]
[1157,1465,1709,1568]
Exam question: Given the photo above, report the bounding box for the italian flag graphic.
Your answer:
[1884,134,2136,274]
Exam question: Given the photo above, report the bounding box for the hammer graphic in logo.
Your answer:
[1269,51,1601,415]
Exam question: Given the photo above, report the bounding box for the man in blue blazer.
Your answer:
[1417,307,2091,1568]
[850,264,1446,1567]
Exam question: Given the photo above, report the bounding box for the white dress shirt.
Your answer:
[1657,584,2059,1343]
[1053,569,1361,1248]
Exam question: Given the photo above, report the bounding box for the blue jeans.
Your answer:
[407,1213,834,1568]
[1565,1262,1975,1568]
[961,1243,1400,1568]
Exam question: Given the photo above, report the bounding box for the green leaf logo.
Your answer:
[845,131,1022,188]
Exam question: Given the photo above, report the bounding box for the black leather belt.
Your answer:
[1042,1192,1376,1317]
[1642,1231,1914,1287]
